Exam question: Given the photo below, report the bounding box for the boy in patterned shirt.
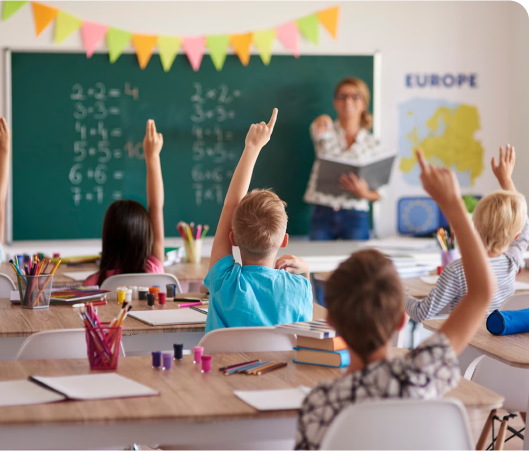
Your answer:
[295,150,496,450]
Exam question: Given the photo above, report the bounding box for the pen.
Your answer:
[178,301,209,308]
[72,300,107,308]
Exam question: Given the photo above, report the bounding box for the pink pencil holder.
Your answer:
[441,249,460,267]
[85,322,122,370]
[201,355,212,373]
[193,346,204,364]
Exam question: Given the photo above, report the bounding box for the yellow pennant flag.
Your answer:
[253,30,276,66]
[157,36,182,72]
[132,34,158,69]
[54,10,82,44]
[31,2,58,36]
[229,33,253,66]
[318,6,340,39]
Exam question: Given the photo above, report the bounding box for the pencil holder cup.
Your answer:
[85,322,122,370]
[441,249,460,267]
[185,239,202,264]
[17,274,53,309]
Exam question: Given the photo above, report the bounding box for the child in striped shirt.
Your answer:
[406,145,528,322]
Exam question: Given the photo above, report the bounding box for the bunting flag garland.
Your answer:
[132,34,157,69]
[81,22,108,58]
[253,29,276,66]
[157,36,181,72]
[54,10,82,44]
[2,1,27,21]
[4,2,340,71]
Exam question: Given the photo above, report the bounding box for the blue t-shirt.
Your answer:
[204,255,313,333]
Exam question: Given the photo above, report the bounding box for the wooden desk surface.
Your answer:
[0,350,502,428]
[423,319,529,369]
[0,297,325,338]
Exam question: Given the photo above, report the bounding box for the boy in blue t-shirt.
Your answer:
[204,109,313,333]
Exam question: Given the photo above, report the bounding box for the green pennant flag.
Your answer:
[157,36,182,72]
[296,13,319,45]
[107,27,131,63]
[54,10,82,44]
[2,1,27,21]
[253,29,276,66]
[206,35,229,71]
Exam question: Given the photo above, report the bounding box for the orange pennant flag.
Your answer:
[132,34,158,69]
[318,6,340,39]
[31,2,58,36]
[229,33,253,66]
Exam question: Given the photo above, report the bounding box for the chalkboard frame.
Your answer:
[4,48,381,243]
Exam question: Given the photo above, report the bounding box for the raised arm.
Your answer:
[143,119,164,264]
[492,144,516,192]
[0,117,9,245]
[209,108,278,269]
[417,150,496,355]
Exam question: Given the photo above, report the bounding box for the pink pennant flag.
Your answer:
[183,36,206,71]
[276,22,299,58]
[81,21,108,58]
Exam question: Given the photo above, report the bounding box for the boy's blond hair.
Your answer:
[473,190,527,254]
[232,189,287,258]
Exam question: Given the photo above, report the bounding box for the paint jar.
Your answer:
[201,355,212,373]
[117,287,127,304]
[129,286,138,300]
[149,286,160,301]
[152,351,162,368]
[138,287,149,300]
[162,353,173,370]
[193,346,204,364]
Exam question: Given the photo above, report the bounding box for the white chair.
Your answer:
[320,399,473,450]
[197,327,296,354]
[501,292,529,311]
[100,273,182,293]
[16,329,125,360]
[0,273,15,297]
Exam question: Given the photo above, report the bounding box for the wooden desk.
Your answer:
[0,351,503,449]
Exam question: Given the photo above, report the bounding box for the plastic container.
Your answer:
[166,284,177,299]
[158,292,166,306]
[149,286,160,300]
[201,355,212,373]
[17,274,54,310]
[185,240,202,264]
[441,249,460,267]
[138,287,148,300]
[193,346,204,364]
[117,288,127,304]
[85,322,122,370]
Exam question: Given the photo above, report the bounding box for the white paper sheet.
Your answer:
[0,380,65,407]
[62,271,98,281]
[420,275,440,285]
[515,281,529,291]
[128,308,207,326]
[234,386,311,411]
[31,373,158,401]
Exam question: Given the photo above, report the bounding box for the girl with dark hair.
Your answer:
[84,119,165,286]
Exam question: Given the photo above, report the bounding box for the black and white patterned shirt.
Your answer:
[295,333,460,450]
[303,122,386,211]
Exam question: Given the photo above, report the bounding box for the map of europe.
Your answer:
[399,98,484,187]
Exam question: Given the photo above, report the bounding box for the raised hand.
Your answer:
[143,119,163,159]
[244,108,278,151]
[313,114,333,136]
[0,116,9,155]
[275,254,310,279]
[492,144,516,191]
[416,149,461,210]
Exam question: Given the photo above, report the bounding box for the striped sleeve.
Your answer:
[405,261,464,322]
[505,216,529,269]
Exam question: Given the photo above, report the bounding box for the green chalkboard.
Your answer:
[10,52,374,240]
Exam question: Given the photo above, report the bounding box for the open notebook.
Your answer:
[234,386,311,411]
[0,373,158,407]
[128,307,208,326]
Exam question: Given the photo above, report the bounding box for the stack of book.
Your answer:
[274,320,350,368]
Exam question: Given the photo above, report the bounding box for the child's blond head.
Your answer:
[473,190,527,254]
[325,249,404,363]
[232,189,288,258]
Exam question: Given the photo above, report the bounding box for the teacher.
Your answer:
[303,77,385,241]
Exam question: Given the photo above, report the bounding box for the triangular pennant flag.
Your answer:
[2,1,27,21]
[132,34,157,69]
[157,36,181,72]
[253,29,275,66]
[54,10,82,44]
[107,27,131,63]
[206,35,229,71]
[296,13,319,45]
[81,22,108,58]
[318,6,339,39]
[183,36,206,72]
[229,33,253,66]
[31,2,58,37]
[276,22,299,57]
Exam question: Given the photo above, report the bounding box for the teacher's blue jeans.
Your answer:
[309,205,370,306]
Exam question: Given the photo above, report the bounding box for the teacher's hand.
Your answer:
[313,114,333,136]
[339,173,380,202]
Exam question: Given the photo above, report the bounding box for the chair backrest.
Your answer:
[197,327,296,354]
[465,355,529,412]
[320,399,473,450]
[0,273,15,297]
[100,273,182,293]
[16,329,126,360]
[500,292,529,311]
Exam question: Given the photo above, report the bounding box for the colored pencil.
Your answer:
[254,362,288,375]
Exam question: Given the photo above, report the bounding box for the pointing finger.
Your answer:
[416,149,429,174]
[267,108,278,133]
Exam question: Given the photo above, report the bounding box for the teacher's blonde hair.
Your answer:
[334,77,373,130]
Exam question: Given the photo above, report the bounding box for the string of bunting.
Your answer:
[1,1,340,71]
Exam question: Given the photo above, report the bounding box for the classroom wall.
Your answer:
[0,1,527,240]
